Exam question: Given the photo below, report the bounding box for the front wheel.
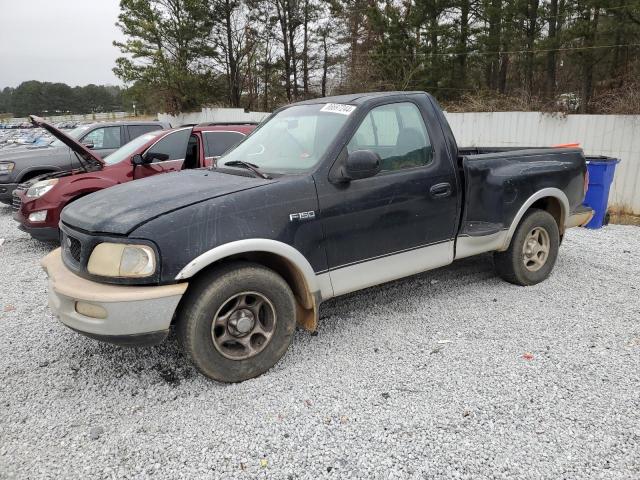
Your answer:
[493,208,560,286]
[177,262,297,382]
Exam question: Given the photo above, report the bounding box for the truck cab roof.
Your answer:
[292,91,429,106]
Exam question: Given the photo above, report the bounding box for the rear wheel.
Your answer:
[493,209,560,286]
[177,262,296,382]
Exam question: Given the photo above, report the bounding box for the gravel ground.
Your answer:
[0,203,639,480]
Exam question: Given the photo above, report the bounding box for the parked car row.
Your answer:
[12,119,255,240]
[0,122,37,129]
[0,122,86,150]
[0,128,54,149]
[0,120,171,204]
[0,120,83,129]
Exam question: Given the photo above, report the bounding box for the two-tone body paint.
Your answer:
[59,91,587,291]
[52,91,592,341]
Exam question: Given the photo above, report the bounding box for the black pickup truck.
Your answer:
[41,91,593,382]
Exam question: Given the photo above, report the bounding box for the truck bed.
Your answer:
[453,146,589,258]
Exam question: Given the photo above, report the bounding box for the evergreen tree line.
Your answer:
[0,82,126,117]
[114,0,640,114]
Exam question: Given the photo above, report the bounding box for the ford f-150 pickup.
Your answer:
[41,91,594,382]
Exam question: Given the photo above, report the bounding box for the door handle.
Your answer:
[430,182,452,198]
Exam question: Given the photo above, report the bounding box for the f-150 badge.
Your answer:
[289,211,316,221]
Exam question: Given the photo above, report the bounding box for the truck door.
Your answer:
[316,101,459,296]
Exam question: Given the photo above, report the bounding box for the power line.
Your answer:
[323,8,640,40]
[327,2,640,18]
[354,42,640,57]
[335,24,640,43]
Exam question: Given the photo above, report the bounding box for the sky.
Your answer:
[0,0,125,88]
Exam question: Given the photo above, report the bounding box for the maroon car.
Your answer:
[13,117,256,241]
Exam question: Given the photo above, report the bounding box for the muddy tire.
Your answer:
[493,208,560,286]
[177,262,296,382]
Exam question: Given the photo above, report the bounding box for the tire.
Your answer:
[177,262,296,382]
[493,208,560,286]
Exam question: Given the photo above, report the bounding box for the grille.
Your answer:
[11,184,26,211]
[11,193,21,211]
[67,236,82,263]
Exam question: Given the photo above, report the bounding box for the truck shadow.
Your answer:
[320,253,498,319]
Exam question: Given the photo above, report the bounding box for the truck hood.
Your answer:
[61,169,276,235]
[29,115,104,169]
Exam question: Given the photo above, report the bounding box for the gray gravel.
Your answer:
[1,203,639,479]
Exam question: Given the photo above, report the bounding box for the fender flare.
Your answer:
[501,187,569,250]
[174,238,325,296]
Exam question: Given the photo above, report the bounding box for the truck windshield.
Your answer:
[219,104,351,173]
[103,132,159,165]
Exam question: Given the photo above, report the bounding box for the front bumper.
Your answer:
[0,182,18,204]
[14,200,59,241]
[17,222,59,242]
[41,249,188,345]
[13,190,61,240]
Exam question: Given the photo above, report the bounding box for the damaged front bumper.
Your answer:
[41,248,188,346]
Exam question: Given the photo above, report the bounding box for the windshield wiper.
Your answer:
[223,160,272,179]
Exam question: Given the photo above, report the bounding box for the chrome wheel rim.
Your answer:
[211,291,277,360]
[522,226,550,272]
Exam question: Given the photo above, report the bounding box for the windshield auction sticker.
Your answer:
[320,103,356,115]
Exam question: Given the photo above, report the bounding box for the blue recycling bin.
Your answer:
[583,156,621,229]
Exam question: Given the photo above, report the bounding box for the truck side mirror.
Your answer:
[344,150,381,181]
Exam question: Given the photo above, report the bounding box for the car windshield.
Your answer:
[103,132,160,165]
[219,103,352,173]
[51,125,91,147]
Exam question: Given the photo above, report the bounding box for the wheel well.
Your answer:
[530,197,564,235]
[19,169,57,182]
[181,252,318,331]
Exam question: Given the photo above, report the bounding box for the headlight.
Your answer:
[28,211,47,222]
[26,178,58,198]
[0,162,14,174]
[87,243,156,278]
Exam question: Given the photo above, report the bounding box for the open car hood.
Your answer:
[29,115,104,169]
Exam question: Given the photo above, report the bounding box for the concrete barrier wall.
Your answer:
[157,108,269,127]
[154,108,639,215]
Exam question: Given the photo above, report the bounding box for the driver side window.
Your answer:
[82,126,121,150]
[145,128,191,162]
[347,103,432,172]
